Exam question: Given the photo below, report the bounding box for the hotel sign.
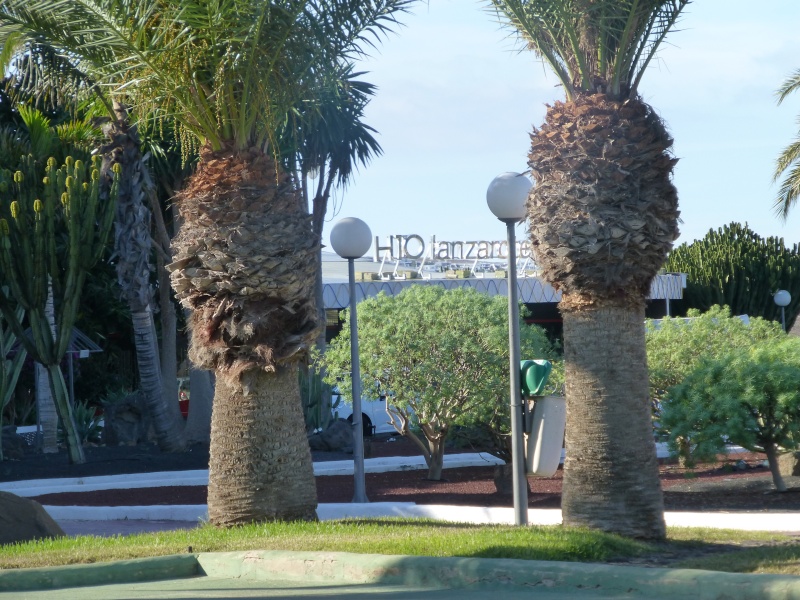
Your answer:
[374,234,535,262]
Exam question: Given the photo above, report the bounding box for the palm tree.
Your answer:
[1,0,413,523]
[0,27,188,452]
[489,0,688,539]
[164,1,412,525]
[774,70,800,220]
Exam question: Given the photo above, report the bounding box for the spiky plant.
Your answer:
[489,0,688,538]
[0,155,119,464]
[0,20,188,453]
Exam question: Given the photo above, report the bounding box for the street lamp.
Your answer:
[774,290,791,332]
[330,217,372,503]
[486,171,533,526]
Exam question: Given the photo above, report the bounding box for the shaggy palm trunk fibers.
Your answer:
[561,303,666,539]
[526,94,678,538]
[168,145,321,525]
[207,367,317,525]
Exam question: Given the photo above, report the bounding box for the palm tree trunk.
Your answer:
[157,251,180,427]
[151,179,182,437]
[560,302,665,539]
[103,102,185,453]
[207,366,318,526]
[130,308,185,451]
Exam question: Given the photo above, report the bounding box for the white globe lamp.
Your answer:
[330,217,371,503]
[774,290,792,332]
[330,217,372,259]
[486,172,532,222]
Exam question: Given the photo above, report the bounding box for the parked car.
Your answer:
[331,389,396,435]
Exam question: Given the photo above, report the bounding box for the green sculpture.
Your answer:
[520,359,552,398]
[0,155,119,464]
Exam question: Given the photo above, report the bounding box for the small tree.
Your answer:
[320,286,554,480]
[646,306,784,464]
[660,337,800,491]
[646,305,784,413]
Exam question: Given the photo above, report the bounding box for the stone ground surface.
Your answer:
[3,435,798,512]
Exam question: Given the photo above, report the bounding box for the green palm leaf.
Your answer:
[486,0,688,100]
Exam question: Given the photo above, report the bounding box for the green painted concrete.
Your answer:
[0,551,799,599]
[0,554,198,592]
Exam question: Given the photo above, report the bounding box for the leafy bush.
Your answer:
[320,286,557,479]
[660,337,800,491]
[645,305,783,416]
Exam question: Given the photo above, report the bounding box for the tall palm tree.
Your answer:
[1,0,413,523]
[0,26,188,452]
[774,70,800,220]
[165,1,412,525]
[489,0,688,539]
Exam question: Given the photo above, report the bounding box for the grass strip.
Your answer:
[0,519,793,574]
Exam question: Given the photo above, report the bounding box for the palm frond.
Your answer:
[17,104,55,159]
[487,0,689,99]
[776,70,800,105]
[773,159,800,221]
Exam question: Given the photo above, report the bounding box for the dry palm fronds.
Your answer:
[168,145,320,378]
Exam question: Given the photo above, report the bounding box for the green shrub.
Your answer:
[320,286,557,478]
[660,337,800,491]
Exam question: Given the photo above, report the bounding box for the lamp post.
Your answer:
[330,217,372,503]
[487,171,533,526]
[774,290,791,332]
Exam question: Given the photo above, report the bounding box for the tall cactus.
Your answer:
[0,154,119,464]
[0,303,26,461]
[666,223,800,330]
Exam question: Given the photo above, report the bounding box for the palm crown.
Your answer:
[1,0,411,155]
[488,0,688,100]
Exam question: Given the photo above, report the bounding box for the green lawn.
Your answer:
[0,519,797,575]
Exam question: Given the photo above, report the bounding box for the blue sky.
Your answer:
[321,1,800,256]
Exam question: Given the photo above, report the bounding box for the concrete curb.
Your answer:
[0,554,199,592]
[1,550,799,599]
[45,502,800,533]
[0,453,504,496]
[196,550,800,599]
[0,445,748,496]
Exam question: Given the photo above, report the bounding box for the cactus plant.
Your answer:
[0,303,26,461]
[0,154,119,464]
[666,223,800,330]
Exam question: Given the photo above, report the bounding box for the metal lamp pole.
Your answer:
[774,290,792,333]
[487,172,533,526]
[330,217,372,503]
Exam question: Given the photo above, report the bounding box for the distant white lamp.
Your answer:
[486,172,532,526]
[330,217,372,503]
[774,290,791,332]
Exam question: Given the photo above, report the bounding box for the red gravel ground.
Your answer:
[20,436,800,512]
